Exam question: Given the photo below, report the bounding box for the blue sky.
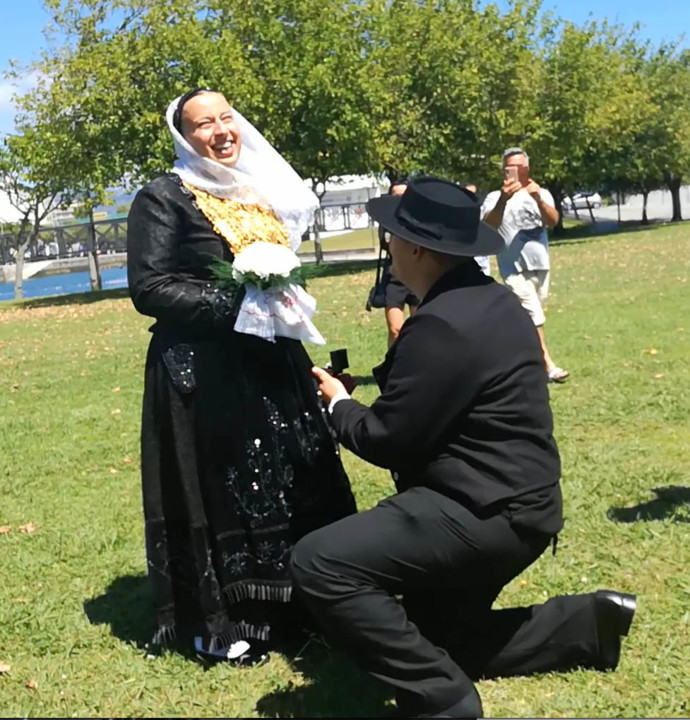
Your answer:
[1,0,689,137]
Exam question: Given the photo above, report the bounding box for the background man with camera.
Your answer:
[481,148,569,383]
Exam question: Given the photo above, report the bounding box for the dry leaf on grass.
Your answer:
[653,373,665,379]
[18,522,37,534]
[111,386,121,393]
[122,457,133,464]
[0,662,11,674]
[643,348,659,355]
[109,468,118,475]
[25,679,38,690]
[0,526,11,535]
[111,409,121,416]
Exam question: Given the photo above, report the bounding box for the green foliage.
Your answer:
[3,0,690,216]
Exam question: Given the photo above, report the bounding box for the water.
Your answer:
[0,267,129,302]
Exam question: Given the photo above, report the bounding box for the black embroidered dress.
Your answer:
[127,174,356,648]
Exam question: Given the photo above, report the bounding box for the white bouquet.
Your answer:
[210,241,325,345]
[231,241,303,289]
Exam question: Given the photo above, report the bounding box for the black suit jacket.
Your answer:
[333,261,563,535]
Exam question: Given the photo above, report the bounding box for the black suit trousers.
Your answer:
[290,487,604,717]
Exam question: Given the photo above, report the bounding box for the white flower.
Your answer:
[232,241,301,283]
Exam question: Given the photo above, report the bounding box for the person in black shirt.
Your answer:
[378,179,421,347]
[291,176,636,718]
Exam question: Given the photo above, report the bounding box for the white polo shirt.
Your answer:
[481,188,555,278]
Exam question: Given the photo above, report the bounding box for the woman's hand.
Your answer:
[312,366,349,403]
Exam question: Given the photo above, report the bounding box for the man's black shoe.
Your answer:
[594,590,637,671]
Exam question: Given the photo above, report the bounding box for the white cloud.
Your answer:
[0,72,40,137]
[0,82,16,110]
[0,82,18,132]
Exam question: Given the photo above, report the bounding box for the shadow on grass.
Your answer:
[352,374,379,389]
[84,574,391,714]
[607,486,690,523]
[552,217,688,246]
[83,573,156,649]
[257,638,391,719]
[12,287,130,309]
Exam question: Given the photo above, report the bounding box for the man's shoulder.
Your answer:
[481,190,501,207]
[480,190,501,218]
[539,187,555,207]
[417,277,510,328]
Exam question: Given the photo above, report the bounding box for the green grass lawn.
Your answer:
[1,223,689,718]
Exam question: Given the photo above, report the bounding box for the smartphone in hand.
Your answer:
[505,166,519,183]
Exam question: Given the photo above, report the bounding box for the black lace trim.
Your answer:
[161,343,196,394]
[201,282,242,326]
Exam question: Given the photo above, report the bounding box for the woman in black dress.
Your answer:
[127,88,356,663]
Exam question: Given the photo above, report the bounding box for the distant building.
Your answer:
[43,206,77,226]
[308,174,384,232]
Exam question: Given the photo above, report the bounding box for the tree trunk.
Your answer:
[641,190,649,225]
[310,181,327,265]
[87,209,102,291]
[312,216,324,265]
[665,174,683,222]
[13,240,30,300]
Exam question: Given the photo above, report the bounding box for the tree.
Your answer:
[643,47,690,221]
[0,138,61,300]
[8,2,147,290]
[517,19,655,232]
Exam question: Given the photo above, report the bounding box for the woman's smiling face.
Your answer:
[181,92,242,167]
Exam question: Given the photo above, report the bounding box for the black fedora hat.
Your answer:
[366,176,504,257]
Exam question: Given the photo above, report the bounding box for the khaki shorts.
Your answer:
[503,270,550,326]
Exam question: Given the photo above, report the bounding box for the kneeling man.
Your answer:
[291,177,635,719]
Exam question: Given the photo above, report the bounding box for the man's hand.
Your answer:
[525,179,542,201]
[526,178,559,228]
[500,177,523,202]
[312,366,348,404]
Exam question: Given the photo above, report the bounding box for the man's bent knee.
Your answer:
[290,529,321,588]
[290,524,369,604]
[290,526,345,595]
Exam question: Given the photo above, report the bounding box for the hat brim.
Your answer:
[366,195,505,257]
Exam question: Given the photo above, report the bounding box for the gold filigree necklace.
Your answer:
[183,182,290,256]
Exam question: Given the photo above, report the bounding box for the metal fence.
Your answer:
[315,201,372,233]
[0,202,374,265]
[0,217,128,265]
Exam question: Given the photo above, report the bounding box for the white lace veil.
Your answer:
[165,95,318,251]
